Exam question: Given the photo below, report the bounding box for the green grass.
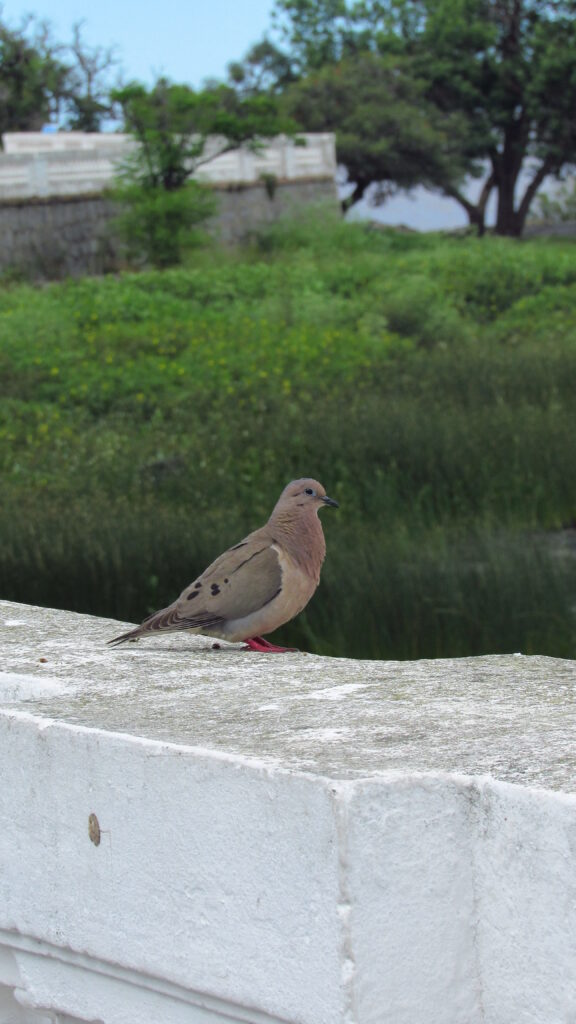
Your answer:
[1,212,576,659]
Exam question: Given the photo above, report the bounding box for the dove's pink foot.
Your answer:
[243,636,298,653]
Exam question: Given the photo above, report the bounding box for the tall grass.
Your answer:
[1,216,576,660]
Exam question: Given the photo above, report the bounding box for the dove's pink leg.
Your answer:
[243,636,298,653]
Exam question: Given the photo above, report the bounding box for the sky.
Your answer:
[5,0,276,88]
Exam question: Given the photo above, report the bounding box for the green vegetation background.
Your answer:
[2,212,576,659]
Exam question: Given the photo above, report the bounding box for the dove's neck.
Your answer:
[268,510,326,583]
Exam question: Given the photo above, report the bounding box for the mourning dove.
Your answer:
[108,478,338,652]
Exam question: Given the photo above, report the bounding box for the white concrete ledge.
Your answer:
[1,599,576,1024]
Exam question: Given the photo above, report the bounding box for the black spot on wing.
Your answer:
[210,583,220,596]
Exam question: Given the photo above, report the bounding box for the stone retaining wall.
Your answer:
[0,177,337,278]
[0,194,117,278]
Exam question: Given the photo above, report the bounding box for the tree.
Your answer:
[412,0,576,234]
[0,12,120,141]
[243,0,576,236]
[0,12,68,143]
[113,77,288,190]
[111,77,291,265]
[63,22,119,132]
[284,51,471,210]
[228,39,297,96]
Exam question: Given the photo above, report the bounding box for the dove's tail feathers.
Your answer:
[107,626,143,647]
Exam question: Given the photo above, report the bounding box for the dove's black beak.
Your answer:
[321,495,339,508]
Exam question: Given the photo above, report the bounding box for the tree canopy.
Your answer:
[113,77,290,191]
[284,51,471,209]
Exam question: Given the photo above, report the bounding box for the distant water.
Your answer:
[342,163,562,232]
[346,184,483,231]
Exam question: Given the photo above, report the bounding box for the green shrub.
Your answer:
[532,180,576,223]
[433,239,576,320]
[374,275,471,348]
[110,181,216,268]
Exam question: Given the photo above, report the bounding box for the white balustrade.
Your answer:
[0,132,336,201]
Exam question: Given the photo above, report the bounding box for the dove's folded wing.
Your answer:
[139,537,283,635]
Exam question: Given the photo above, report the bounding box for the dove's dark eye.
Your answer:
[305,487,315,495]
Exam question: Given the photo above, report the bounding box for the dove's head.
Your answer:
[272,478,339,518]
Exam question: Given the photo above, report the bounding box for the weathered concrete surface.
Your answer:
[2,598,576,789]
[1,599,576,1024]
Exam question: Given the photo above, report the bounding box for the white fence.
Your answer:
[0,132,336,201]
